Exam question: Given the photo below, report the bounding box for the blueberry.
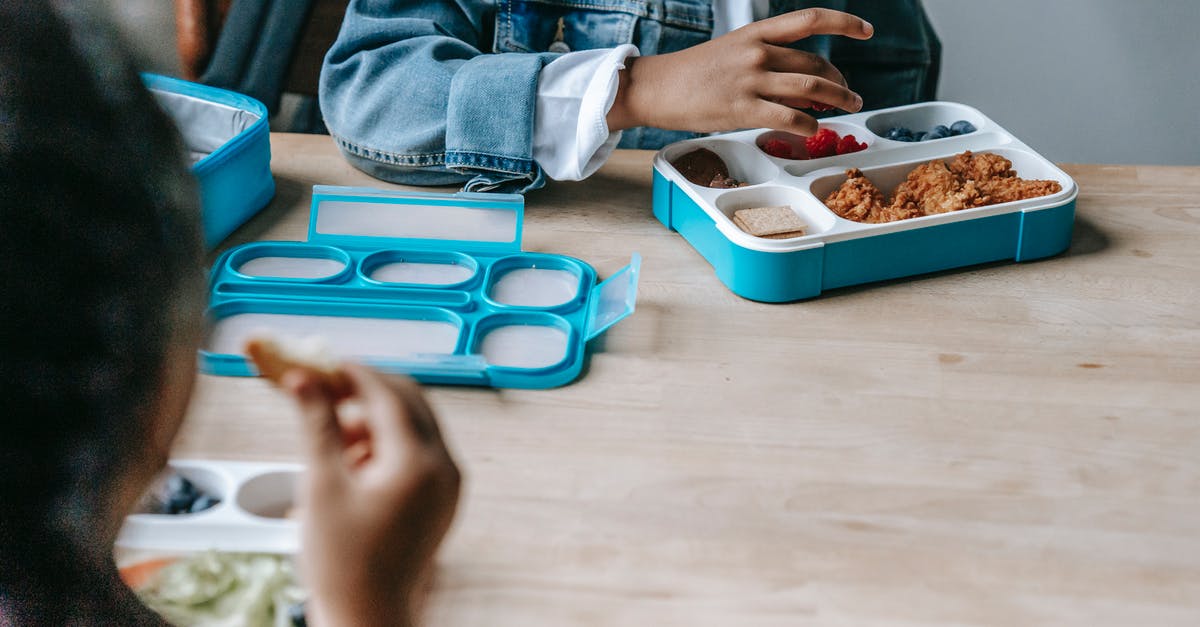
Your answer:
[913,132,928,142]
[950,120,976,136]
[886,127,914,142]
[167,495,192,514]
[925,126,950,141]
[165,474,198,498]
[188,494,219,514]
[163,475,199,514]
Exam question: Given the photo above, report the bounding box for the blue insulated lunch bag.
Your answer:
[144,74,275,247]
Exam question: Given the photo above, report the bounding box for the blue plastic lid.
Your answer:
[200,186,641,388]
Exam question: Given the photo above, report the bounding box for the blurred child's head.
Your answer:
[0,0,204,583]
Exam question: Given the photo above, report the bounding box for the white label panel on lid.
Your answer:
[315,201,518,243]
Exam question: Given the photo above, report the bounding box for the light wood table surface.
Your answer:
[175,133,1200,626]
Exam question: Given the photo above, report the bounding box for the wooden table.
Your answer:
[176,133,1200,626]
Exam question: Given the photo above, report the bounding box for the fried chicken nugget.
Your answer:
[980,177,1063,204]
[823,168,885,222]
[893,160,983,215]
[866,196,923,223]
[952,151,1062,203]
[948,150,1014,182]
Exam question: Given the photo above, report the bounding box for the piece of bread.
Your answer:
[245,337,353,397]
[731,206,807,239]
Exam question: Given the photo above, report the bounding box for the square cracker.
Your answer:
[731,205,807,239]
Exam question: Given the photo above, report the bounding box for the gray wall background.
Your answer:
[105,1,1199,165]
[922,0,1200,166]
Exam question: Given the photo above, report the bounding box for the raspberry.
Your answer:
[805,128,839,159]
[761,138,793,159]
[836,134,868,155]
[810,103,834,112]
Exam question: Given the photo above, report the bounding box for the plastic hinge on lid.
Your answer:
[308,185,524,254]
[585,253,642,341]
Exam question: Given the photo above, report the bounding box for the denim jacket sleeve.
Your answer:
[320,1,559,193]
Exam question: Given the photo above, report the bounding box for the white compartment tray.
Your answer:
[117,460,302,554]
[651,101,1080,302]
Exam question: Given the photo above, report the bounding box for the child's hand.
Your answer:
[282,363,461,627]
[607,8,874,137]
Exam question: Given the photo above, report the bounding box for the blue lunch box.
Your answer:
[144,73,275,248]
[652,102,1079,302]
[200,186,641,389]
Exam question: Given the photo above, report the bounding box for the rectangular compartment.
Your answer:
[807,147,1073,209]
[712,186,837,237]
[652,102,1078,302]
[204,301,465,373]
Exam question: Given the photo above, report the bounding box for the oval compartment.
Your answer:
[235,470,300,519]
[229,244,351,281]
[360,250,478,287]
[756,123,873,161]
[661,138,778,188]
[134,462,231,517]
[865,102,988,141]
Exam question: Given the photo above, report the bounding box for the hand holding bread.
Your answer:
[245,339,461,627]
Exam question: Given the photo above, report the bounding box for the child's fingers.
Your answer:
[764,46,847,87]
[752,101,820,137]
[761,73,862,113]
[384,373,444,444]
[752,8,873,45]
[339,363,431,465]
[282,369,348,485]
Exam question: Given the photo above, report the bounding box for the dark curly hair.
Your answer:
[0,0,203,621]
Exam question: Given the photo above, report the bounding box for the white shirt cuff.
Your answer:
[533,44,640,182]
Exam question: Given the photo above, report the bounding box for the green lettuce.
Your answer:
[136,552,305,627]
